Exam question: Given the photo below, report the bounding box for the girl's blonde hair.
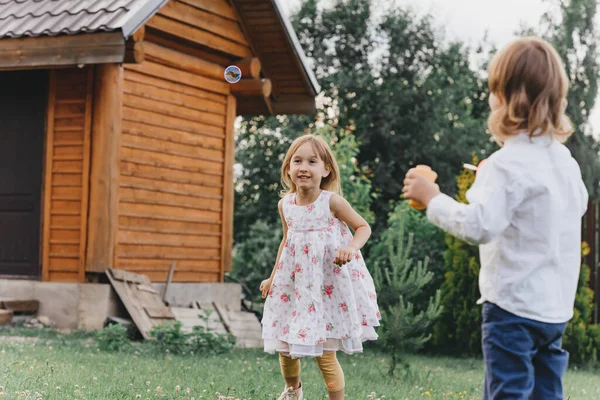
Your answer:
[487,36,573,145]
[280,134,342,197]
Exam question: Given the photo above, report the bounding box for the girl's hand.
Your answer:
[402,169,441,207]
[334,246,357,266]
[259,277,273,299]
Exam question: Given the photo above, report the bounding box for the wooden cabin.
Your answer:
[0,0,319,284]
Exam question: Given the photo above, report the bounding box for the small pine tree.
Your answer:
[563,242,598,365]
[373,205,443,376]
[432,152,483,356]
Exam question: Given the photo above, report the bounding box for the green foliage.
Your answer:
[368,201,446,305]
[149,311,236,356]
[563,243,599,365]
[94,324,131,352]
[189,310,236,355]
[373,207,443,376]
[292,0,497,233]
[149,321,189,355]
[431,153,482,356]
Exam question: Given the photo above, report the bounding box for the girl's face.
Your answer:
[288,142,330,191]
[489,92,502,111]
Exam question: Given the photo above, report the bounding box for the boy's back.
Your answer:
[473,132,588,323]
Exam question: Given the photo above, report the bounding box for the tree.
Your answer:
[292,0,496,233]
[373,205,443,376]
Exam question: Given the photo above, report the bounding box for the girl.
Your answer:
[259,134,381,400]
[403,37,588,399]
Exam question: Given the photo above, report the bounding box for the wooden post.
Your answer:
[78,68,94,282]
[41,70,56,282]
[220,95,236,278]
[86,64,123,273]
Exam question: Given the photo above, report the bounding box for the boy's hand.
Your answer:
[402,169,441,207]
[334,245,357,266]
[259,277,273,299]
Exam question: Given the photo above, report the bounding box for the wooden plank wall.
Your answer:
[42,68,93,282]
[114,0,248,283]
[146,0,252,59]
[120,58,234,282]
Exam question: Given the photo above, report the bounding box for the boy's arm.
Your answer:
[427,159,523,245]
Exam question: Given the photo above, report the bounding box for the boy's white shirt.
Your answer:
[427,132,589,323]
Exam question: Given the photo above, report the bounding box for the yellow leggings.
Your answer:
[279,352,345,392]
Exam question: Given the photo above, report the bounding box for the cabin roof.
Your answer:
[0,0,320,114]
[0,0,167,38]
[234,0,320,107]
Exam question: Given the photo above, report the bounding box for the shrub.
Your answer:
[373,207,443,376]
[431,153,482,356]
[149,311,236,355]
[95,324,131,352]
[563,242,598,365]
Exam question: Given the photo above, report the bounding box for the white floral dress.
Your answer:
[262,190,381,358]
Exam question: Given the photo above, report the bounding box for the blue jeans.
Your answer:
[482,302,569,400]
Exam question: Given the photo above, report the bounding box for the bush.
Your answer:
[563,242,599,365]
[149,311,236,355]
[368,201,446,309]
[95,324,131,352]
[373,207,443,376]
[149,321,189,355]
[190,310,236,355]
[431,153,482,356]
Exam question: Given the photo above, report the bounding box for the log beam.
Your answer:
[235,57,261,80]
[0,32,125,69]
[144,41,224,80]
[124,40,145,64]
[86,64,123,273]
[230,78,271,97]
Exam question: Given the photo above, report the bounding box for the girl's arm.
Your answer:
[260,199,288,297]
[330,194,371,265]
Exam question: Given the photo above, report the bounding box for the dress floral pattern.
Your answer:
[262,190,381,358]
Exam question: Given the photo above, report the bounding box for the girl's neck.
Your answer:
[295,188,322,206]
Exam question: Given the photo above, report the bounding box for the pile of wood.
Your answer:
[105,268,263,348]
[0,298,39,325]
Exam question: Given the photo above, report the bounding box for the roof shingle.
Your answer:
[0,0,166,38]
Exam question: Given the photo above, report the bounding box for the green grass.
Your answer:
[0,328,599,399]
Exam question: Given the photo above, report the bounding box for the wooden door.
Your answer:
[0,70,48,277]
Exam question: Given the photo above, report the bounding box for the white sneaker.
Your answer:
[277,381,303,400]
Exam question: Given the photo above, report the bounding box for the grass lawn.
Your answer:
[0,328,599,399]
